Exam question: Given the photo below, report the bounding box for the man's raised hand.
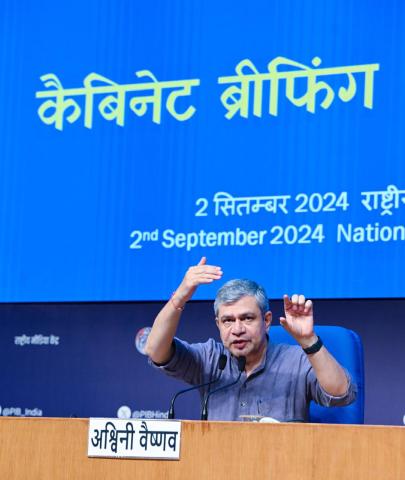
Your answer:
[174,257,223,306]
[279,294,316,347]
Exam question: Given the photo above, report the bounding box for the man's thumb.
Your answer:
[198,256,207,266]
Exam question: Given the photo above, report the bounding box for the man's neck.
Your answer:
[245,339,268,376]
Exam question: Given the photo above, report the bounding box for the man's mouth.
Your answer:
[232,340,248,350]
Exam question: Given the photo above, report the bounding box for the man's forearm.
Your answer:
[307,346,349,396]
[144,300,183,364]
[144,257,222,364]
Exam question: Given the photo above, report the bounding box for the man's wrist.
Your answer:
[170,292,186,311]
[302,336,323,355]
[298,334,318,349]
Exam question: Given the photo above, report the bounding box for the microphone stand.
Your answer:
[201,356,246,421]
[168,354,227,420]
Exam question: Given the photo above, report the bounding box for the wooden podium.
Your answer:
[0,417,404,479]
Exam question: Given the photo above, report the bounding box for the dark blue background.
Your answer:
[1,298,403,425]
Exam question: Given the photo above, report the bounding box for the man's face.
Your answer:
[216,295,272,362]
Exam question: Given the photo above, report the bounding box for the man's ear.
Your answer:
[215,317,219,329]
[264,311,272,330]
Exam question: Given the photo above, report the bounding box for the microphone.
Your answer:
[201,355,246,421]
[168,354,227,420]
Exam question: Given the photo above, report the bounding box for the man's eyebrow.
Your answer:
[219,311,257,320]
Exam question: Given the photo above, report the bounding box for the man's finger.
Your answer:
[199,272,223,280]
[194,265,222,274]
[291,294,299,305]
[304,299,313,314]
[283,294,292,310]
[198,278,216,284]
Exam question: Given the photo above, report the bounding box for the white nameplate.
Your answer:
[88,418,181,459]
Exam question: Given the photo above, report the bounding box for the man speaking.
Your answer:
[145,257,356,421]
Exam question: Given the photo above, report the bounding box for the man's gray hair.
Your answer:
[214,279,270,317]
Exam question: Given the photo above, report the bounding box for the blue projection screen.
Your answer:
[0,1,404,301]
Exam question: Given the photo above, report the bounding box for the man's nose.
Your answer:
[231,319,245,335]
